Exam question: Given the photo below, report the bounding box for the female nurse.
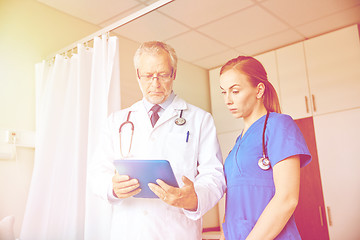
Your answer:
[219,56,311,240]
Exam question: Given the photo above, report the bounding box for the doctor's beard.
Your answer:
[138,81,173,104]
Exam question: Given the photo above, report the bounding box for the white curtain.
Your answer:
[20,35,120,240]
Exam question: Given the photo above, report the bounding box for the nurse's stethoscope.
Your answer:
[258,111,271,170]
[118,109,186,157]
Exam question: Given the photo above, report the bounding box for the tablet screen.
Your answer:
[114,159,179,198]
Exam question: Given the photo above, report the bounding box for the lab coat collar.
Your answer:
[127,94,188,113]
[126,95,188,130]
[169,95,188,111]
[127,101,145,112]
[142,91,176,114]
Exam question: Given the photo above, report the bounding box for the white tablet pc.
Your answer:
[113,159,179,198]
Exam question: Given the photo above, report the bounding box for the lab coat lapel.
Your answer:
[154,96,187,129]
[128,101,154,131]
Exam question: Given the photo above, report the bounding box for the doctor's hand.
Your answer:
[112,172,141,199]
[148,176,198,211]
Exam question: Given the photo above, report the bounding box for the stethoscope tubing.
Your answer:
[118,109,186,158]
[262,111,270,159]
[258,111,271,170]
[234,111,271,172]
[119,111,134,158]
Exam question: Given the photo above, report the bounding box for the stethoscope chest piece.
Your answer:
[175,117,186,125]
[175,109,186,126]
[258,157,271,170]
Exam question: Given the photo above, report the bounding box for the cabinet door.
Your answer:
[313,108,360,239]
[304,24,360,115]
[294,117,329,239]
[255,51,281,105]
[277,42,312,119]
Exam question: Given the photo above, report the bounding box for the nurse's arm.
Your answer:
[246,155,300,240]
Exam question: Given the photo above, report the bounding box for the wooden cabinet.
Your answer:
[276,42,312,119]
[294,117,329,239]
[276,26,360,238]
[277,24,360,119]
[313,108,360,239]
[304,24,360,115]
[255,50,281,103]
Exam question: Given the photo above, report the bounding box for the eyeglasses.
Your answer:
[137,69,173,82]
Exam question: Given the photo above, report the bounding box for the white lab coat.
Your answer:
[89,95,226,240]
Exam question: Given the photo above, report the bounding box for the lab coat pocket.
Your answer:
[164,133,196,180]
[164,205,201,239]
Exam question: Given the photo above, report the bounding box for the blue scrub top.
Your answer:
[223,112,311,240]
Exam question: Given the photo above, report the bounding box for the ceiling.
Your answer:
[38,0,360,69]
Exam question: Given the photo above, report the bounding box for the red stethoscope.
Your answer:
[119,111,134,158]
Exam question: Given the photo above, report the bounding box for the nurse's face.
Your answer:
[219,69,260,119]
[137,51,175,104]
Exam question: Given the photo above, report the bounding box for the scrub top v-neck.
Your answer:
[222,112,311,240]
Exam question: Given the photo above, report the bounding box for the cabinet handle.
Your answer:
[305,96,309,113]
[327,206,333,226]
[312,94,317,112]
[319,206,324,227]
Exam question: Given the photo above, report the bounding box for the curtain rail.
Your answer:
[46,0,175,60]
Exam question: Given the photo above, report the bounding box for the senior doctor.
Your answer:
[89,41,226,240]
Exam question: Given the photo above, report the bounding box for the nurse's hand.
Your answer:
[148,176,198,211]
[112,173,141,199]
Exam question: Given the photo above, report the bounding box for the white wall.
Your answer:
[175,60,211,112]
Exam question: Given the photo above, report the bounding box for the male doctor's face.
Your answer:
[137,51,175,104]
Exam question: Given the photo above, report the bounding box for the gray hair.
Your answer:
[133,41,178,72]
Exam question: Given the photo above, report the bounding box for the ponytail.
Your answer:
[263,80,281,113]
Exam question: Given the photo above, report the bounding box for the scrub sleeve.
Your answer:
[266,114,311,168]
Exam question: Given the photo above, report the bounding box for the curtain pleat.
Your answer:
[21,35,120,240]
[84,35,121,240]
